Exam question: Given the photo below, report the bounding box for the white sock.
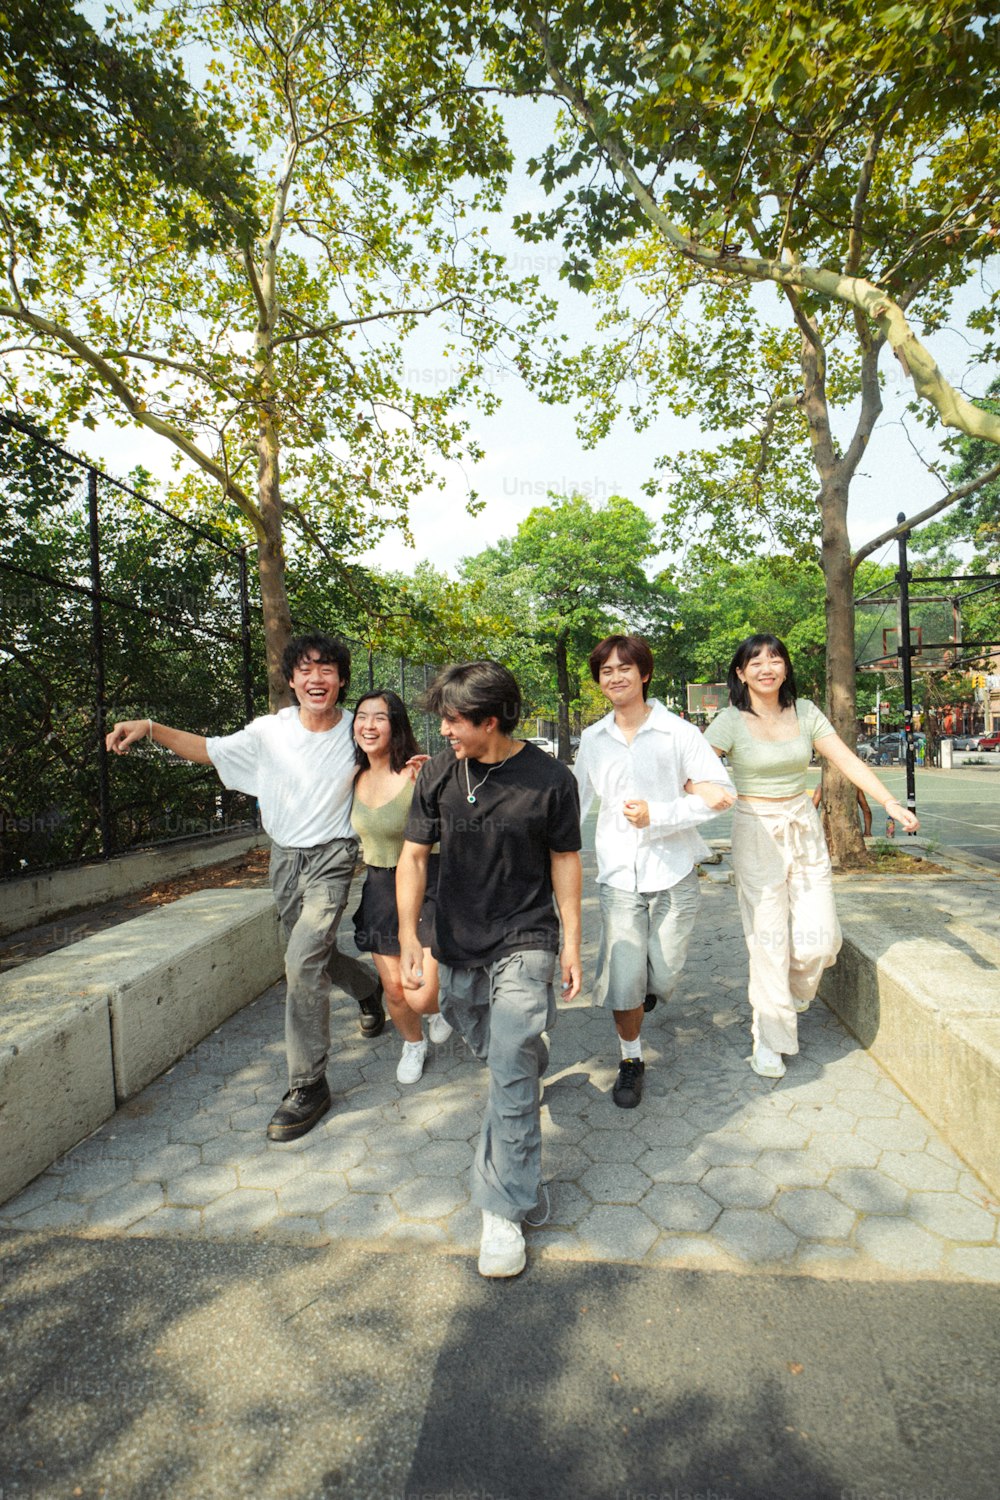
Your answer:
[620,1036,643,1061]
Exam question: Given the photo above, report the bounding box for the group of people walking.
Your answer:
[106,628,917,1279]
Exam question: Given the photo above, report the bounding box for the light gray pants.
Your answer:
[269,837,377,1088]
[439,950,557,1223]
[594,869,701,1010]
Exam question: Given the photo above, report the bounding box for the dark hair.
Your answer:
[352,690,420,773]
[422,661,521,735]
[281,633,351,703]
[589,634,655,701]
[727,634,798,713]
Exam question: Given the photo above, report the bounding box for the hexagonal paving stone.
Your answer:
[278,1171,350,1215]
[828,1168,908,1215]
[702,1166,776,1210]
[323,1192,398,1239]
[878,1152,960,1194]
[126,1206,203,1238]
[579,1130,646,1164]
[753,1149,828,1189]
[835,1088,898,1119]
[0,1173,63,1221]
[236,1153,308,1191]
[811,1133,882,1171]
[201,1188,279,1236]
[47,1159,138,1202]
[86,1182,167,1231]
[11,1198,91,1232]
[788,1104,857,1135]
[132,1144,203,1182]
[425,1109,485,1141]
[774,1188,856,1241]
[739,1115,810,1151]
[266,1215,330,1245]
[167,1165,240,1207]
[346,1156,414,1194]
[543,1181,591,1229]
[392,1176,467,1220]
[641,1183,721,1233]
[855,1215,944,1274]
[579,1163,652,1205]
[575,1205,659,1261]
[647,1235,733,1270]
[712,1208,799,1263]
[907,1192,998,1242]
[632,1147,709,1186]
[410,1139,473,1176]
[694,1133,760,1168]
[634,1115,700,1148]
[949,1246,1000,1282]
[855,1116,928,1152]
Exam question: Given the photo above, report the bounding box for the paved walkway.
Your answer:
[3,855,998,1283]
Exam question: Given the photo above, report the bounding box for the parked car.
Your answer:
[977,729,1000,752]
[857,732,925,765]
[951,734,981,751]
[525,736,556,756]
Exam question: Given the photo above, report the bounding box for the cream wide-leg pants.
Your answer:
[730,793,842,1055]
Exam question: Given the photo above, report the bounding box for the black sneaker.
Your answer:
[643,992,658,1012]
[612,1057,645,1109]
[266,1077,331,1141]
[358,981,386,1038]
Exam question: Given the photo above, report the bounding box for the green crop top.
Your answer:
[703,700,836,797]
[350,780,415,868]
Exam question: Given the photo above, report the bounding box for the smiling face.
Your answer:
[290,650,344,725]
[353,696,392,760]
[737,646,788,698]
[598,647,650,712]
[439,712,496,761]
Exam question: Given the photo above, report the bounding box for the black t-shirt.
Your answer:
[404,741,581,966]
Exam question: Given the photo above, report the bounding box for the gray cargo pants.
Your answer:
[439,949,557,1223]
[269,837,377,1088]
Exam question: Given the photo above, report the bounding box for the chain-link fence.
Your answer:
[0,416,443,877]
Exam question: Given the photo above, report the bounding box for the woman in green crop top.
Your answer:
[351,690,449,1085]
[704,634,918,1080]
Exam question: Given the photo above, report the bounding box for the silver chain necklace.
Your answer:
[463,748,513,804]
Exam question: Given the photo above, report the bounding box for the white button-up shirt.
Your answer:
[573,699,734,892]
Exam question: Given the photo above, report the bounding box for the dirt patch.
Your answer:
[0,847,272,973]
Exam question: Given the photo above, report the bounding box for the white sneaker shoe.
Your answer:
[749,1043,786,1079]
[478,1210,526,1278]
[427,1012,453,1045]
[396,1038,428,1084]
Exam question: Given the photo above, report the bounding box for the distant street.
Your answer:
[637,759,1000,868]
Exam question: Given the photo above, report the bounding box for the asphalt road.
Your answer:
[2,1232,998,1500]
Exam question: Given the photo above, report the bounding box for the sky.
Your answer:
[64,78,997,585]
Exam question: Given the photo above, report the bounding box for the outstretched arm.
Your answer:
[815,733,918,832]
[106,719,211,764]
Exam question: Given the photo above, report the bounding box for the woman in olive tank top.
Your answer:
[351,690,449,1084]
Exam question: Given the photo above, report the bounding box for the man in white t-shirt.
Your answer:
[573,635,735,1109]
[106,633,384,1141]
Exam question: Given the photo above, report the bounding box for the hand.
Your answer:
[559,945,582,1002]
[106,719,149,754]
[399,936,424,988]
[405,753,430,777]
[885,798,919,833]
[622,798,650,829]
[684,779,736,811]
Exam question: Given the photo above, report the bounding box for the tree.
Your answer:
[464,492,664,756]
[477,0,1000,858]
[1,1,534,706]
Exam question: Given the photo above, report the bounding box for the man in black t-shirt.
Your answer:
[398,662,582,1279]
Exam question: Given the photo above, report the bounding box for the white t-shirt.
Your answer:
[207,705,357,849]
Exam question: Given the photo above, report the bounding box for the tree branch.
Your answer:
[852,458,1000,568]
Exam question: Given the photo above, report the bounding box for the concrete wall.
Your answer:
[0,888,284,1205]
[0,832,267,938]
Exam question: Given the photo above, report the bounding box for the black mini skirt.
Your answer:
[352,856,438,957]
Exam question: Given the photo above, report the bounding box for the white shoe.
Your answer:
[396,1039,428,1084]
[478,1210,526,1278]
[749,1043,786,1079]
[427,1012,453,1044]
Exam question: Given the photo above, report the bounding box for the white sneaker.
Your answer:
[427,1012,453,1045]
[749,1043,786,1079]
[396,1039,428,1084]
[478,1210,526,1278]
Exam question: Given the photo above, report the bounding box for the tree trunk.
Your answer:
[821,478,867,864]
[555,627,572,760]
[256,404,294,711]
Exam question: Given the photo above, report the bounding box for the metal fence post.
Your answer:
[88,467,114,857]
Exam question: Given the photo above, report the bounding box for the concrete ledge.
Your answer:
[0,888,284,1205]
[820,879,1000,1198]
[0,832,266,939]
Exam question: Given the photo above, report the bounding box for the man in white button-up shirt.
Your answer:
[574,635,735,1108]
